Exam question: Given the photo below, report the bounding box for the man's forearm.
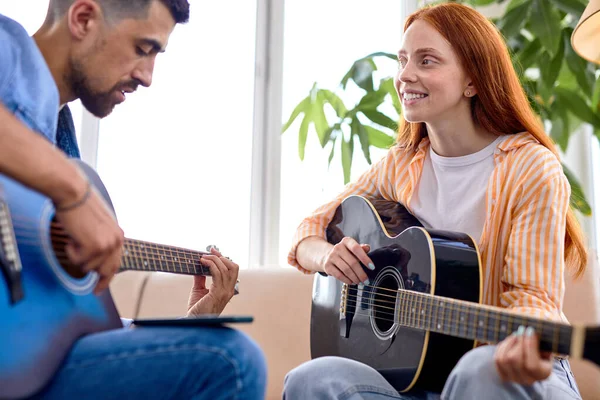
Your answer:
[0,103,87,205]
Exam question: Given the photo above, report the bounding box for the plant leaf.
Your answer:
[467,0,497,5]
[563,28,595,97]
[497,0,532,38]
[360,51,397,61]
[516,38,542,71]
[282,96,310,133]
[593,76,600,112]
[361,109,398,131]
[550,0,586,15]
[364,125,395,149]
[313,93,330,147]
[328,139,336,167]
[529,0,563,56]
[554,86,600,129]
[323,123,341,147]
[341,135,354,184]
[319,89,348,118]
[563,163,592,215]
[298,114,311,160]
[380,78,402,115]
[352,118,372,164]
[356,89,387,110]
[549,105,570,151]
[539,37,564,90]
[342,58,377,92]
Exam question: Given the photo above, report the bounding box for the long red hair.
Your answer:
[398,3,587,277]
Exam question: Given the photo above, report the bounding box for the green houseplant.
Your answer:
[282,0,600,215]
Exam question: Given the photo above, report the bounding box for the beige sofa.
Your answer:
[110,255,600,400]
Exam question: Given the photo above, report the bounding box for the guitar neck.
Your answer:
[398,289,574,355]
[120,238,211,276]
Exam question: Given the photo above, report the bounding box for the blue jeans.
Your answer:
[283,346,582,399]
[32,325,267,400]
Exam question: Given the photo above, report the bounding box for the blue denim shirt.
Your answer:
[0,14,60,145]
[0,14,81,159]
[0,15,133,327]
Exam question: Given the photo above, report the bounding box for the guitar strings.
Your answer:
[341,292,570,343]
[340,295,548,342]
[10,220,209,257]
[8,222,211,270]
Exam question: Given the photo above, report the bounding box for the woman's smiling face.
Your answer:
[395,19,474,125]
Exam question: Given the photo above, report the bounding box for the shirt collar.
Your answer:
[412,131,536,162]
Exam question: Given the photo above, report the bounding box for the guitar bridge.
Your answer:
[339,283,356,338]
[340,283,348,316]
[0,197,23,304]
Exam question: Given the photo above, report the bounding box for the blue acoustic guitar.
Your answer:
[0,160,236,399]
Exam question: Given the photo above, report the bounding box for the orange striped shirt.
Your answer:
[288,132,570,322]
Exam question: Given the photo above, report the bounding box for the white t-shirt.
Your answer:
[410,135,507,243]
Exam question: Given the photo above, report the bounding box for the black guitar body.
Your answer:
[310,196,481,393]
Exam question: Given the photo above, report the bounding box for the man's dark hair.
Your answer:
[47,0,190,24]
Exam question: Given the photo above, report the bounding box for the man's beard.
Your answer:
[68,59,116,118]
[68,59,138,118]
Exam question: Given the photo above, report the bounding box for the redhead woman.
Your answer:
[283,3,586,400]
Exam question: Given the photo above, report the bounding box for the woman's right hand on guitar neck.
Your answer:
[53,169,125,295]
[297,236,374,285]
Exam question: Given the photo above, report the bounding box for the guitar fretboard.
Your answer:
[393,289,573,355]
[120,238,211,276]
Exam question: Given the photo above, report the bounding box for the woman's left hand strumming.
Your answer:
[494,325,553,385]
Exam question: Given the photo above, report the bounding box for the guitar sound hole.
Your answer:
[373,274,399,334]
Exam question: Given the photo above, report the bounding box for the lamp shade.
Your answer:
[572,0,600,64]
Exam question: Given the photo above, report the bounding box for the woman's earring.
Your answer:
[466,90,471,97]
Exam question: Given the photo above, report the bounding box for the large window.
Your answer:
[96,2,258,265]
[278,0,403,264]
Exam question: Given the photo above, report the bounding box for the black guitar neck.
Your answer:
[391,288,576,355]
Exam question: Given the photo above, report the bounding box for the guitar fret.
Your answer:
[147,242,156,271]
[482,310,490,340]
[397,291,404,326]
[402,291,410,326]
[157,246,168,273]
[552,322,560,354]
[417,293,424,331]
[428,296,434,331]
[410,292,417,328]
[493,310,501,343]
[474,307,481,340]
[131,241,142,270]
[451,300,458,337]
[413,293,419,329]
[435,299,443,333]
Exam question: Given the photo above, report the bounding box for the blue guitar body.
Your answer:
[0,161,122,399]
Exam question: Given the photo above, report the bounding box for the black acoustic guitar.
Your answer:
[310,195,600,393]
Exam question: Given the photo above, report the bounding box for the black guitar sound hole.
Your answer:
[373,274,399,335]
